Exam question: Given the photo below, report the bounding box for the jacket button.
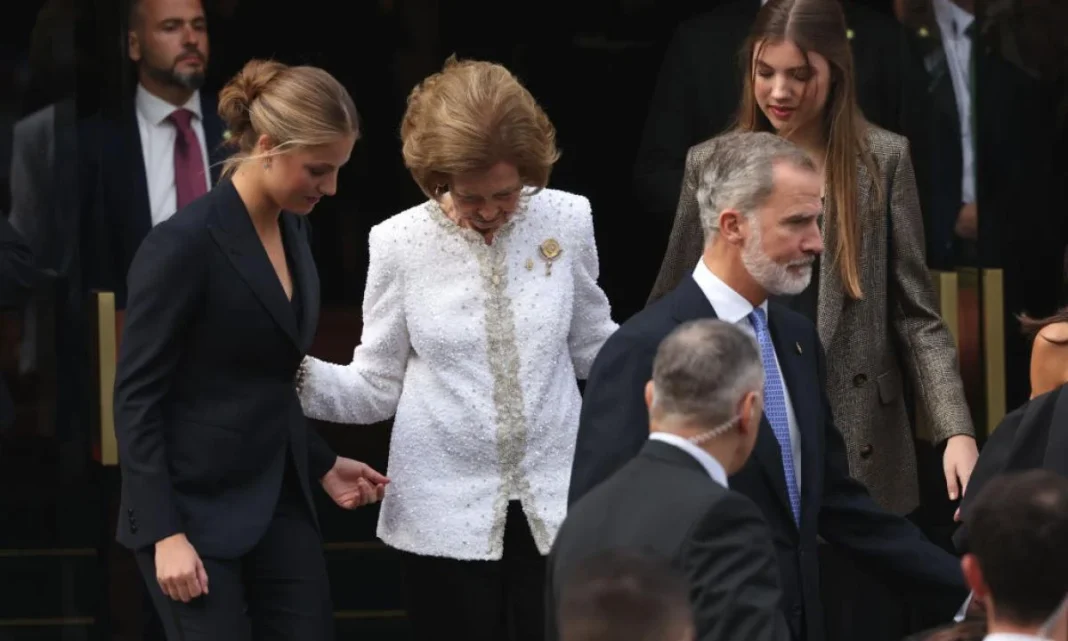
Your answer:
[130,523,139,534]
[860,444,874,458]
[127,509,134,516]
[853,374,867,387]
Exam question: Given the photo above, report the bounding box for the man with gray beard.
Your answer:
[569,131,967,641]
[82,0,230,306]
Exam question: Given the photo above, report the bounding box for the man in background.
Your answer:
[82,0,228,306]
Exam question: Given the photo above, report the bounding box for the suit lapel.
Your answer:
[208,181,301,348]
[768,306,820,526]
[281,215,320,352]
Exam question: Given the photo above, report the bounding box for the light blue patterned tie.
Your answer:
[749,308,801,524]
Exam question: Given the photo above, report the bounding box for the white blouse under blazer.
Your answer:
[299,188,617,561]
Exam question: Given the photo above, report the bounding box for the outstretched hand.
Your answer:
[321,457,389,509]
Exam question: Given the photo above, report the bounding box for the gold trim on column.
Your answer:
[94,292,119,466]
[982,268,1006,436]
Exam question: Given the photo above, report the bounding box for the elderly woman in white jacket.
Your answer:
[296,57,617,640]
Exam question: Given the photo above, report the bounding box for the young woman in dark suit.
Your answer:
[113,59,387,641]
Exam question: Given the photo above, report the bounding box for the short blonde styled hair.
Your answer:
[401,56,560,199]
[218,59,360,177]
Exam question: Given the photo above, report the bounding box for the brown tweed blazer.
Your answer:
[648,126,974,514]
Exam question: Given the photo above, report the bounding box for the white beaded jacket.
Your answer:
[299,188,618,560]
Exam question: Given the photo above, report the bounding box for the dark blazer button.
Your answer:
[127,509,134,516]
[130,523,139,534]
[853,373,868,387]
[860,444,874,458]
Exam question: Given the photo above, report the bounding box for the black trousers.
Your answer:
[399,501,545,641]
[135,459,333,641]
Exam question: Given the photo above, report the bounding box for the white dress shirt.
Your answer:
[932,0,975,204]
[300,189,618,560]
[135,84,212,226]
[649,432,729,488]
[692,260,802,491]
[982,634,1047,641]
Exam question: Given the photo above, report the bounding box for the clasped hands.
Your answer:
[154,457,388,602]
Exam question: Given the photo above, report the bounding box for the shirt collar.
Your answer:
[983,634,1047,641]
[932,0,975,38]
[649,433,729,488]
[692,259,767,323]
[136,83,202,126]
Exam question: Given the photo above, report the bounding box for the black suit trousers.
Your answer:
[135,457,333,641]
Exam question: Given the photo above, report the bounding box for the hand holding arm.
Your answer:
[320,456,390,509]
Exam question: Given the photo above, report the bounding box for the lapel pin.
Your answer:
[795,342,803,355]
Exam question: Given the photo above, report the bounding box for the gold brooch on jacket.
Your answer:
[539,238,562,276]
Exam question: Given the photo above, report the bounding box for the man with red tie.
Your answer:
[82,0,229,307]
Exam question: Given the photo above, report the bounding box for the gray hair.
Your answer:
[695,131,817,238]
[651,319,764,430]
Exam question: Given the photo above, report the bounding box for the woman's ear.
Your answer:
[256,133,275,155]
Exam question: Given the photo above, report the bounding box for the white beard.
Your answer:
[741,226,814,296]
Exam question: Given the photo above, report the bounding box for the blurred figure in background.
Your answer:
[556,550,695,641]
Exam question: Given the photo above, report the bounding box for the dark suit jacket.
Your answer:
[0,215,36,430]
[953,383,1068,551]
[634,0,929,224]
[549,440,788,641]
[82,92,229,308]
[113,179,336,558]
[569,276,967,641]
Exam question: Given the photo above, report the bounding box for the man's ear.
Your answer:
[718,209,747,245]
[644,381,655,413]
[128,30,142,63]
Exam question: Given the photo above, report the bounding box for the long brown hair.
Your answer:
[735,0,881,299]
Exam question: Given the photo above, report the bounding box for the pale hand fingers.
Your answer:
[159,563,205,602]
[356,478,375,506]
[196,558,210,595]
[945,465,961,501]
